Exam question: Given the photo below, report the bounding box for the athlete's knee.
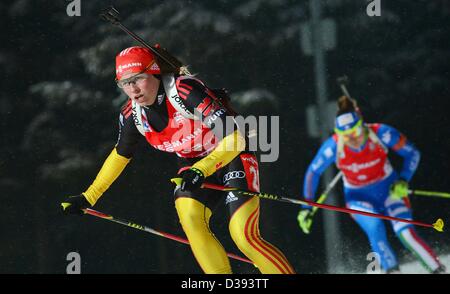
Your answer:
[392,220,414,236]
[395,226,417,242]
[228,198,259,250]
[229,218,254,253]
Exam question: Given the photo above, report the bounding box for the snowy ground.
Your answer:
[348,253,450,274]
[397,253,449,274]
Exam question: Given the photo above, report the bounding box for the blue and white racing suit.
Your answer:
[302,123,442,272]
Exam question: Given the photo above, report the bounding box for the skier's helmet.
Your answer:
[115,46,160,81]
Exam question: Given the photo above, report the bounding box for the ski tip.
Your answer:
[432,218,444,232]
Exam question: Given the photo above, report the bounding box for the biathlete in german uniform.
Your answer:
[61,46,295,274]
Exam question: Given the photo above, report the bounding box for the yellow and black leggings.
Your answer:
[174,152,295,274]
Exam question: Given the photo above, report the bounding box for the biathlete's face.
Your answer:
[118,72,160,106]
[339,124,366,148]
[338,125,366,149]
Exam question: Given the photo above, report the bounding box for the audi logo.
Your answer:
[223,171,246,182]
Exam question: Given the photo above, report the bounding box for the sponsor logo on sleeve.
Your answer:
[225,192,239,205]
[223,171,246,182]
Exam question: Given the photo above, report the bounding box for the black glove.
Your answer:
[61,194,91,215]
[180,167,205,192]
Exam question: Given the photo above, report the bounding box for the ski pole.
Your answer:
[170,179,444,232]
[83,208,253,265]
[311,171,343,216]
[300,172,342,234]
[409,189,450,199]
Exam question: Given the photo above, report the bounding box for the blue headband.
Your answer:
[335,112,362,132]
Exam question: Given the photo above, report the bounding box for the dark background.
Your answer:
[1,0,449,274]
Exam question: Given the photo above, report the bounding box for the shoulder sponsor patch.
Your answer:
[324,147,334,158]
[381,130,392,144]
